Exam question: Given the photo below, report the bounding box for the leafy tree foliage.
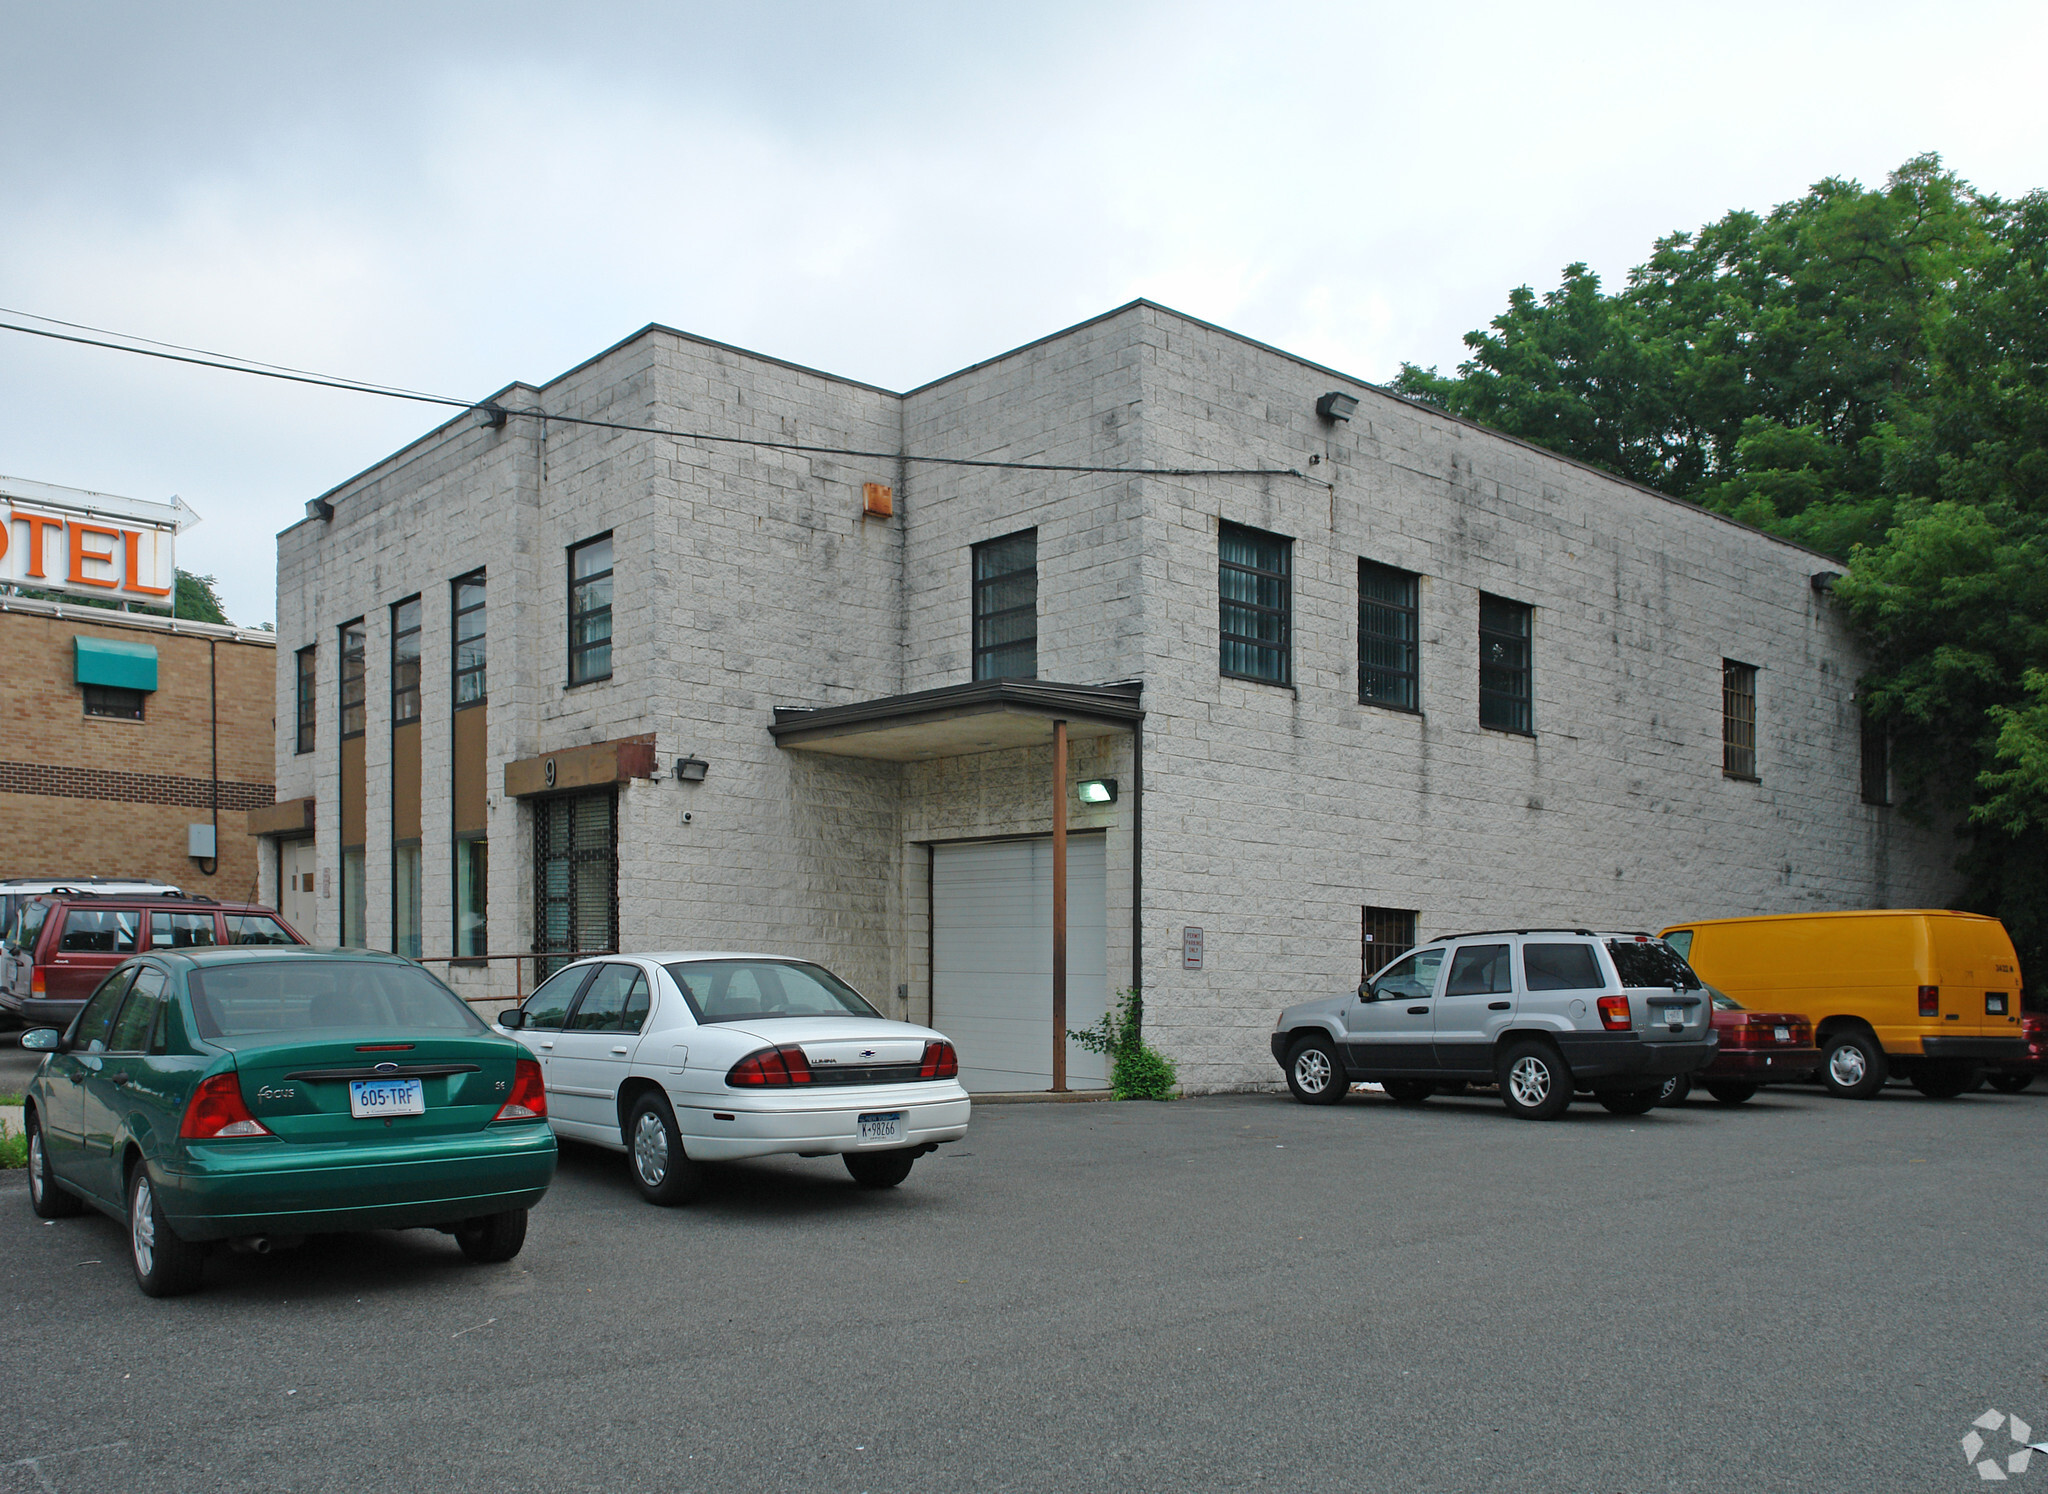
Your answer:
[10,568,229,624]
[1399,159,2048,988]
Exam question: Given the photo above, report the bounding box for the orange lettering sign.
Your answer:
[67,520,122,589]
[123,530,173,597]
[18,513,64,579]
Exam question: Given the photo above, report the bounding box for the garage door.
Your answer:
[932,836,1108,1093]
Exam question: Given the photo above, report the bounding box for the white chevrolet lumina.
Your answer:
[493,952,971,1204]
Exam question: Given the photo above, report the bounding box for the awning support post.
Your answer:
[1051,717,1068,1093]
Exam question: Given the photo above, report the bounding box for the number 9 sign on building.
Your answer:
[0,475,197,603]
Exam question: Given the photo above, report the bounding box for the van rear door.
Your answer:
[1929,915,2023,1040]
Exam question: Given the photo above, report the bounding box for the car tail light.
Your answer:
[493,1057,547,1121]
[918,1040,959,1079]
[179,1073,273,1140]
[1597,995,1632,1031]
[1918,985,1939,1018]
[30,966,44,995]
[727,1044,815,1087]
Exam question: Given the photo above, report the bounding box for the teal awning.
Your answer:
[74,636,158,692]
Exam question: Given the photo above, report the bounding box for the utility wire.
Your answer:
[0,316,1305,480]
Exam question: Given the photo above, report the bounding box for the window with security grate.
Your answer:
[1478,595,1532,734]
[1363,907,1418,978]
[1723,661,1758,780]
[972,530,1037,680]
[1220,522,1291,685]
[1359,560,1419,711]
[534,788,617,984]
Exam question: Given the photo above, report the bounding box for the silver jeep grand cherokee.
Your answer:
[1269,929,1718,1120]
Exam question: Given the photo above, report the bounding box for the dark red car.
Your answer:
[1982,1013,2047,1093]
[1658,991,1819,1105]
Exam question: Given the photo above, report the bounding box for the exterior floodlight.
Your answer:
[474,403,508,430]
[306,498,335,522]
[1810,571,1841,594]
[1076,778,1118,805]
[1316,392,1359,423]
[674,757,709,783]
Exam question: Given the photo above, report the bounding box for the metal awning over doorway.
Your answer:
[770,679,1144,1095]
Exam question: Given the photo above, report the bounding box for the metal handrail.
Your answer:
[416,949,620,1006]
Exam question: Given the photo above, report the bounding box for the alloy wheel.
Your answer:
[28,1130,45,1201]
[1829,1044,1867,1087]
[1293,1048,1332,1095]
[130,1176,157,1278]
[633,1111,670,1187]
[1508,1055,1552,1108]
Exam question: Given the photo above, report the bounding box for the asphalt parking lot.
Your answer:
[1,1080,2043,1494]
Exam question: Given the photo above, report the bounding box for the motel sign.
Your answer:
[0,475,195,604]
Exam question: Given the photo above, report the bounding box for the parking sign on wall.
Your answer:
[1182,927,1203,970]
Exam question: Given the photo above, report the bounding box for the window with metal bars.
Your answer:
[1860,715,1890,806]
[339,620,366,739]
[972,530,1037,680]
[83,685,145,721]
[453,570,486,707]
[568,534,613,685]
[1359,560,1419,710]
[295,646,317,753]
[1363,907,1418,979]
[391,596,422,727]
[1220,522,1291,685]
[1723,661,1759,780]
[1478,595,1532,734]
[534,788,617,982]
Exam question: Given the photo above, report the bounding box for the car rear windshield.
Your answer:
[1605,939,1703,990]
[186,961,486,1039]
[663,960,882,1024]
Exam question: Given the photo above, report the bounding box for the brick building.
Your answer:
[262,301,1953,1092]
[0,595,276,898]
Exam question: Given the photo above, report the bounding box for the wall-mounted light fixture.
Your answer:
[473,403,508,430]
[674,757,709,783]
[305,498,335,522]
[1076,778,1118,805]
[1316,392,1359,423]
[1810,571,1842,594]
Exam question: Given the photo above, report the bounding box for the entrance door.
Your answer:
[931,836,1108,1093]
[534,790,618,981]
[279,839,317,937]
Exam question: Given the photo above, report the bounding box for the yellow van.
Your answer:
[1659,911,2025,1100]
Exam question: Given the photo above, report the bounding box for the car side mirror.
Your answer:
[497,1008,525,1030]
[21,1027,63,1052]
[1357,982,1377,1003]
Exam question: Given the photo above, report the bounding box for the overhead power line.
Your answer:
[0,314,1305,481]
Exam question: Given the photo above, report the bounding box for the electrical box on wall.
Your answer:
[862,483,893,518]
[188,823,217,859]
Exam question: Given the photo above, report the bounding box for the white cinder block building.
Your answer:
[260,301,1952,1093]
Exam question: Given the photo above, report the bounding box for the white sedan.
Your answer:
[493,951,971,1204]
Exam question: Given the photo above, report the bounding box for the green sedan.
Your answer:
[20,946,556,1296]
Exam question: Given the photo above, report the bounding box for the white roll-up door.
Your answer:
[931,835,1108,1093]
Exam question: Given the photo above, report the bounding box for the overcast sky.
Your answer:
[3,0,2043,626]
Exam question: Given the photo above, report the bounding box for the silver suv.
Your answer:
[1270,929,1718,1119]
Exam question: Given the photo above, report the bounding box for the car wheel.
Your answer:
[1283,1037,1348,1105]
[1598,1088,1660,1116]
[1498,1042,1571,1121]
[1383,1080,1435,1105]
[126,1162,204,1298]
[1655,1073,1692,1107]
[1819,1029,1888,1099]
[25,1112,82,1220]
[455,1209,528,1263]
[1704,1082,1758,1105]
[1909,1061,1977,1100]
[1989,1073,2036,1094]
[627,1093,704,1207]
[844,1150,917,1188]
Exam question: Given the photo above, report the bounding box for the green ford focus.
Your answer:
[20,946,556,1296]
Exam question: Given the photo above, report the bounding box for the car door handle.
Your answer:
[610,1046,629,1055]
[539,1041,555,1049]
[1488,1001,1511,1011]
[1407,1005,1429,1015]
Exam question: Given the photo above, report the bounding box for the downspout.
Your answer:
[198,637,220,877]
[1130,719,1143,1042]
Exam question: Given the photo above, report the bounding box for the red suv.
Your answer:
[0,893,306,1030]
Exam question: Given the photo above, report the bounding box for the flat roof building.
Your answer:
[262,301,1949,1092]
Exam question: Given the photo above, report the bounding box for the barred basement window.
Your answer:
[339,620,366,739]
[1359,560,1419,710]
[1478,595,1532,734]
[1723,660,1759,780]
[1220,522,1291,685]
[568,534,613,685]
[1363,906,1418,978]
[391,596,422,727]
[972,529,1038,680]
[1861,716,1891,806]
[295,646,317,753]
[83,685,145,721]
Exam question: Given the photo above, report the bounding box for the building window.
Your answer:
[295,646,317,753]
[972,530,1038,681]
[1220,522,1291,685]
[341,846,366,947]
[1363,906,1418,979]
[535,789,617,981]
[393,841,422,959]
[568,534,614,685]
[1861,716,1891,806]
[455,835,488,958]
[1478,594,1532,734]
[83,685,145,721]
[453,570,486,707]
[339,620,366,738]
[1359,561,1420,711]
[391,597,422,726]
[1723,660,1759,780]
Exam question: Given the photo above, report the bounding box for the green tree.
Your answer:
[9,567,229,624]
